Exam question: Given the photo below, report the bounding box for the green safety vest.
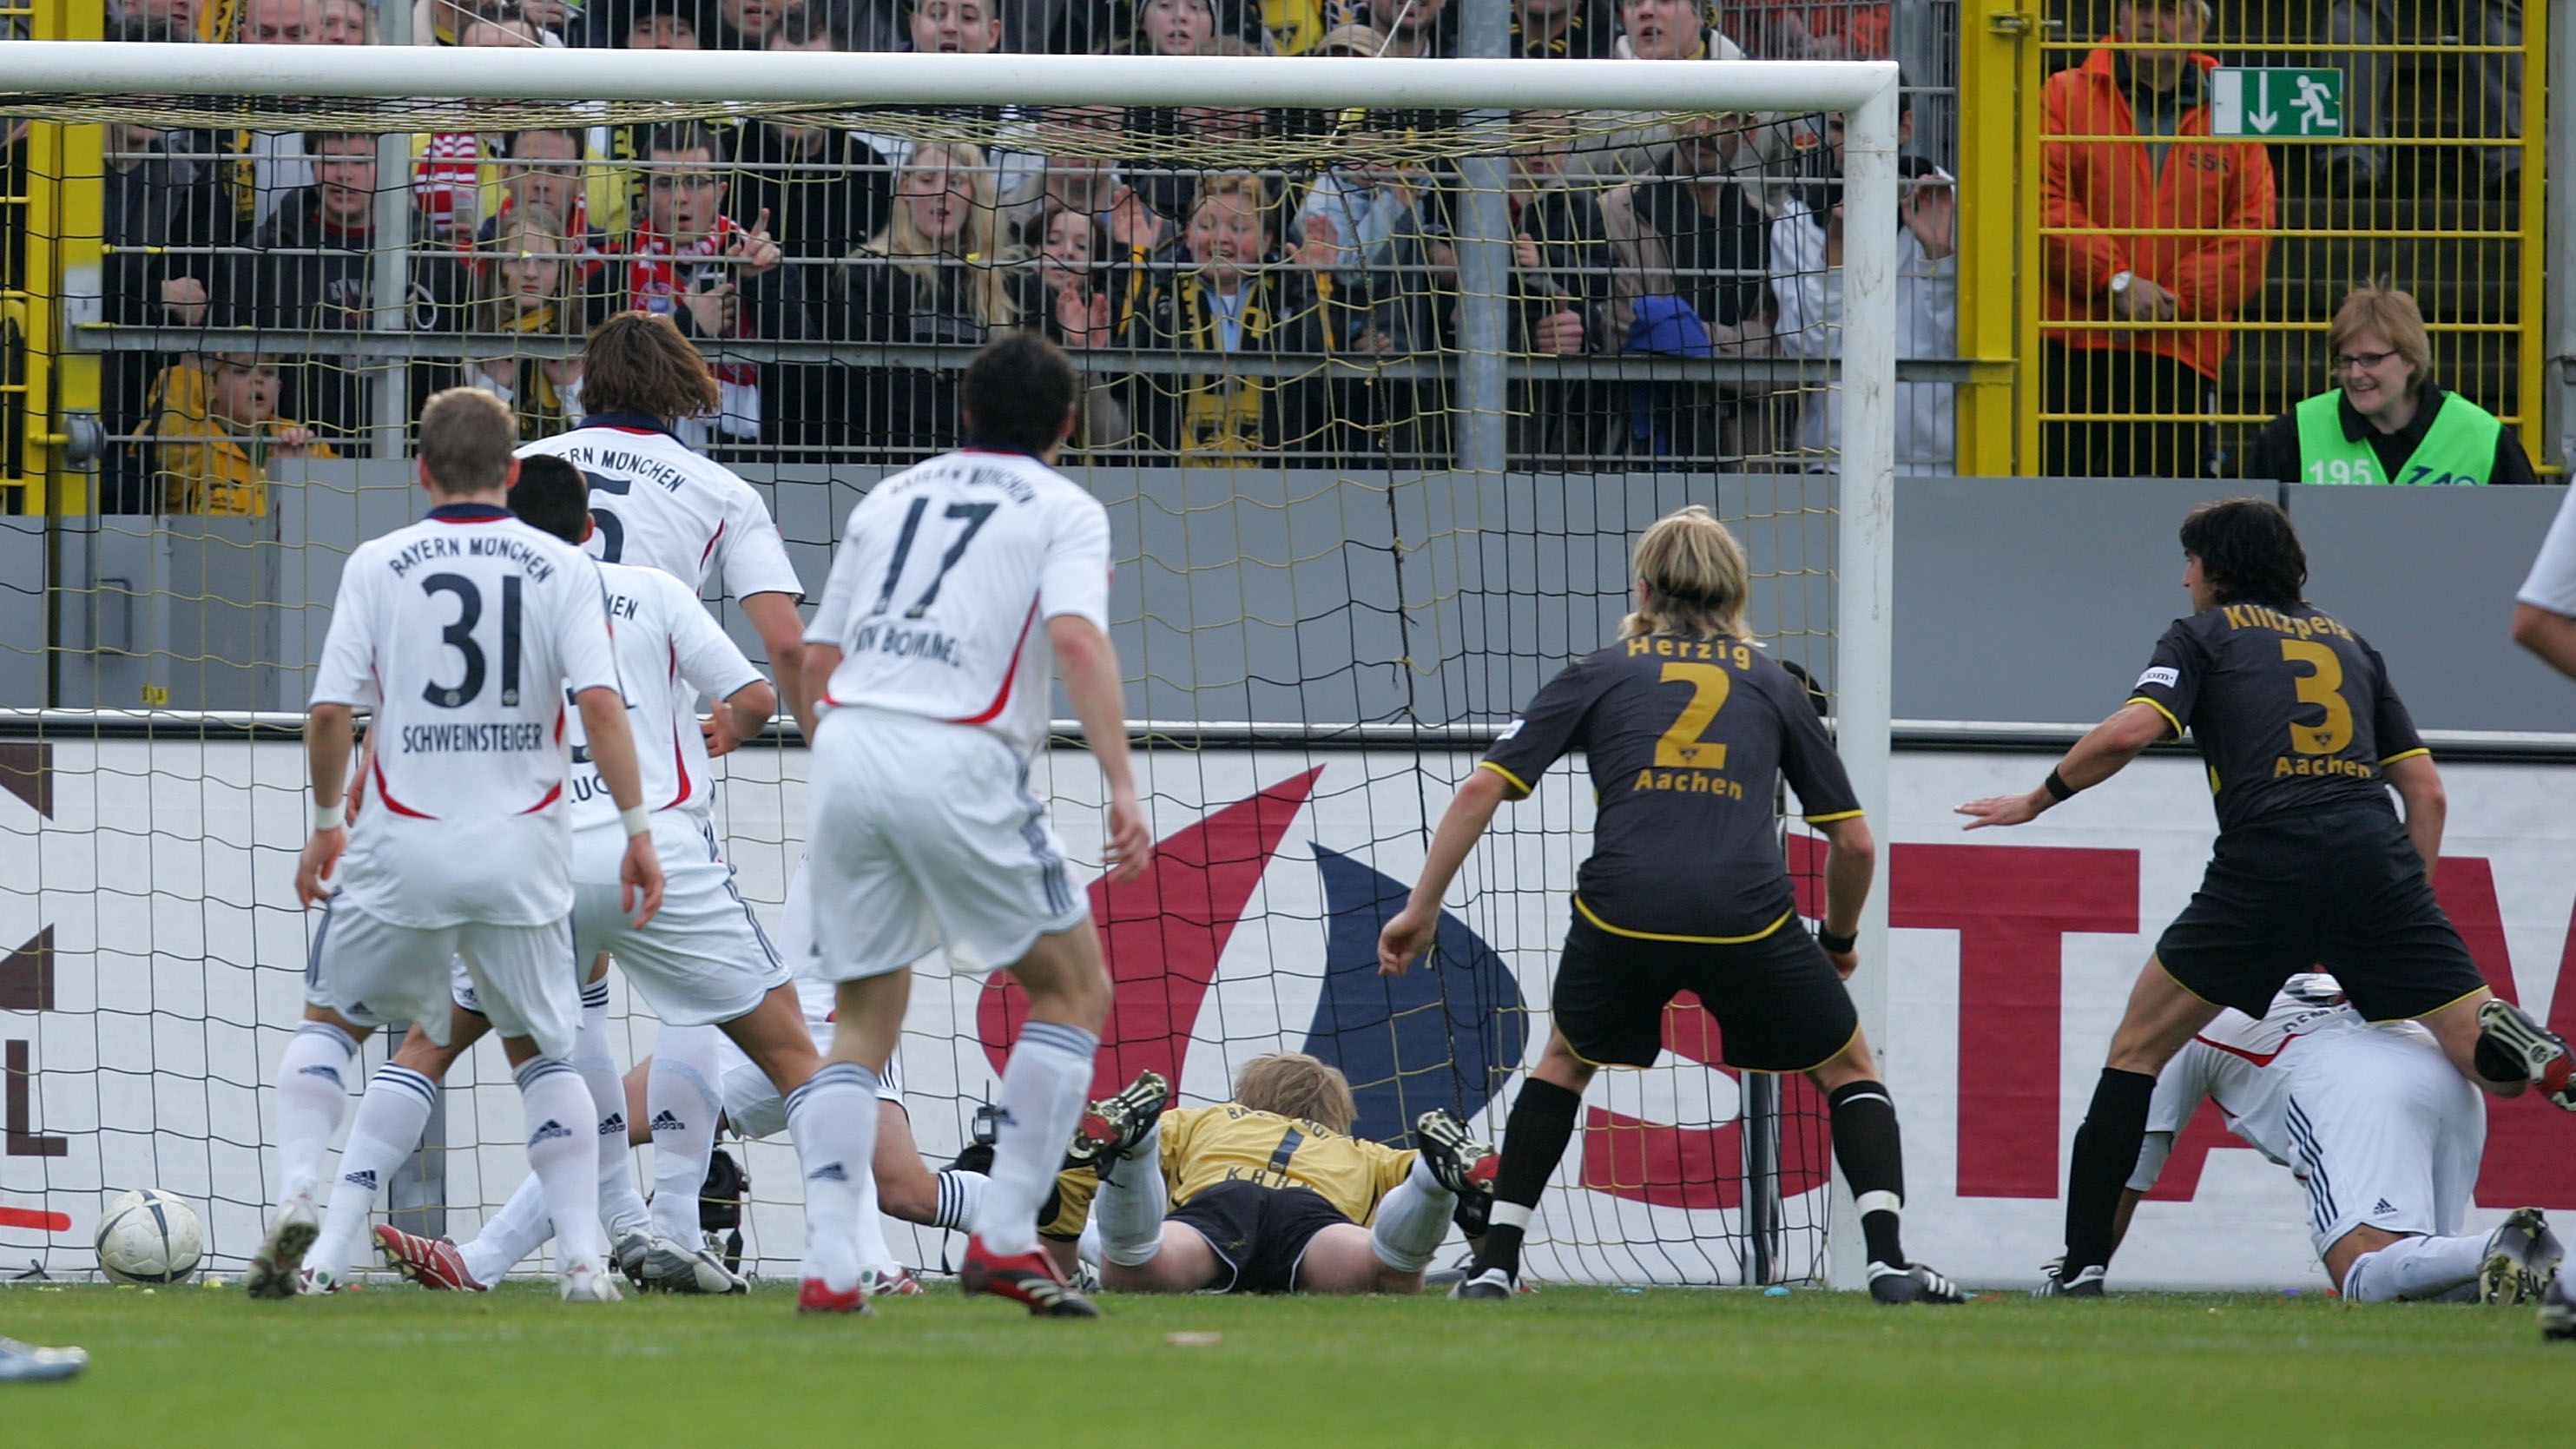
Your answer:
[2294,390,2500,486]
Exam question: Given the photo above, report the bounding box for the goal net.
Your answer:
[0,44,1902,1288]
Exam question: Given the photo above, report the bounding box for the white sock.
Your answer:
[570,981,649,1239]
[854,1154,901,1279]
[1369,1155,1457,1274]
[646,1024,723,1243]
[273,1022,358,1202]
[2342,1233,2492,1301]
[458,1172,551,1286]
[306,1063,437,1281]
[784,1060,879,1294]
[1093,1119,1168,1267]
[972,1021,1097,1258]
[932,1169,987,1233]
[516,1057,603,1278]
[1077,1220,1103,1268]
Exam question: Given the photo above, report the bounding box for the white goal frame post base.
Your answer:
[3,43,1904,1290]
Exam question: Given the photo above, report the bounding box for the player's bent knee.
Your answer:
[1805,1031,1880,1091]
[302,1004,374,1043]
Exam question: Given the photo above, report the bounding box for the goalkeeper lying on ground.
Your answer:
[1038,1053,1498,1294]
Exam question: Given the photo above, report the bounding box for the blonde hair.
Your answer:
[864,141,1020,331]
[1230,1052,1357,1133]
[1621,504,1753,641]
[2327,285,2433,392]
[473,202,579,336]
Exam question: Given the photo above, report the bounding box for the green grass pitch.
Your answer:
[3,1281,2563,1446]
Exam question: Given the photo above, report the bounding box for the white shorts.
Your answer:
[570,815,789,1027]
[803,708,1088,985]
[2287,1029,2487,1256]
[306,895,583,1060]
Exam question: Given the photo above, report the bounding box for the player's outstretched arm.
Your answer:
[296,702,357,908]
[1377,767,1510,977]
[1050,614,1150,885]
[574,684,667,927]
[1954,701,2170,829]
[2382,753,2448,876]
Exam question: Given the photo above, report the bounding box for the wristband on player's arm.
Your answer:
[1815,925,1857,955]
[620,805,651,839]
[2042,768,2080,803]
[311,799,344,832]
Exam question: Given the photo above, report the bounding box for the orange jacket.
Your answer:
[2040,43,2276,381]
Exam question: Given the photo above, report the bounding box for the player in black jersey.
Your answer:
[1958,497,2576,1296]
[1379,505,1966,1305]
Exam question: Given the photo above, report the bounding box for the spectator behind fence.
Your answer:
[2323,0,2523,194]
[1117,172,1331,463]
[1512,0,1618,56]
[912,0,1005,51]
[2039,0,2274,479]
[596,0,709,48]
[831,142,1032,458]
[473,127,614,259]
[619,121,787,450]
[317,0,372,43]
[2246,287,2538,486]
[1031,202,1136,447]
[467,203,590,437]
[413,11,550,245]
[1769,104,1957,475]
[145,351,336,516]
[220,0,359,234]
[1601,112,1780,463]
[1366,0,1454,56]
[227,130,463,441]
[1566,0,1760,183]
[738,9,897,257]
[1491,109,1611,464]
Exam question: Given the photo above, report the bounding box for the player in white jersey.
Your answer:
[254,389,666,1306]
[2093,973,2562,1302]
[793,333,1150,1316]
[299,458,871,1300]
[514,310,807,748]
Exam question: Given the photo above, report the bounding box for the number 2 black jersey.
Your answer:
[2125,601,2429,835]
[1481,634,1861,942]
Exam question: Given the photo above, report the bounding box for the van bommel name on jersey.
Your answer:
[563,445,691,493]
[385,534,561,583]
[850,620,961,667]
[400,722,550,754]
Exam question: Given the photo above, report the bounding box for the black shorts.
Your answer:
[1552,912,1859,1074]
[1166,1181,1352,1294]
[2156,802,2489,1022]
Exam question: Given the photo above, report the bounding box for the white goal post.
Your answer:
[6,41,1903,1288]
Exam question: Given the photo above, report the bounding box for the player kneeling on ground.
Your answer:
[1380,505,1964,1305]
[2083,972,2560,1303]
[1066,1054,1496,1295]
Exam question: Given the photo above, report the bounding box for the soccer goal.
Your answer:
[0,42,1901,1288]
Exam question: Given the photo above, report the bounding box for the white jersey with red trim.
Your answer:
[804,448,1111,759]
[566,561,766,832]
[312,504,622,928]
[517,418,803,602]
[2136,974,2368,1176]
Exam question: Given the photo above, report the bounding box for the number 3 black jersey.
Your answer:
[1480,634,1861,942]
[2125,601,2429,835]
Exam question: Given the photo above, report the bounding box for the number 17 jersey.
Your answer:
[805,449,1112,760]
[2125,601,2428,834]
[312,504,623,929]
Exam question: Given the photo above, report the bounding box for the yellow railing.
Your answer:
[7,0,102,514]
[1960,3,2546,477]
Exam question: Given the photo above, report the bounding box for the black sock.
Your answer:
[2062,1068,2158,1276]
[2475,1031,2528,1085]
[1474,1077,1583,1281]
[1827,1079,1907,1268]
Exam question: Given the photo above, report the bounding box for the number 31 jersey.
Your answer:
[805,449,1112,760]
[312,504,623,929]
[2125,601,2428,834]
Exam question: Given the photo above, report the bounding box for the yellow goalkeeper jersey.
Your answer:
[1040,1104,1420,1240]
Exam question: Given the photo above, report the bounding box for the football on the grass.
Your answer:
[95,1188,206,1285]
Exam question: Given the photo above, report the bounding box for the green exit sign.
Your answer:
[2210,67,2346,137]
